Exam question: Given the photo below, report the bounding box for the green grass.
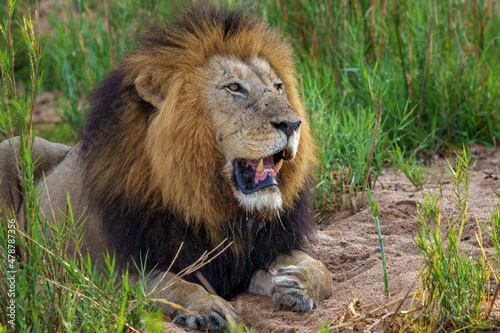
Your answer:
[1,0,500,332]
[259,0,500,148]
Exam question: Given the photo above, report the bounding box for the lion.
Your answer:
[0,5,333,331]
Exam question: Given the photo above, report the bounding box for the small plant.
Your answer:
[319,319,330,333]
[366,188,389,294]
[392,143,430,190]
[444,146,475,213]
[412,148,490,331]
[417,188,441,225]
[227,320,254,333]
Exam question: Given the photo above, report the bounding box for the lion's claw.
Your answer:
[173,310,226,332]
[272,265,317,312]
[172,301,240,332]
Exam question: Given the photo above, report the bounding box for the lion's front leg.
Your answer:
[248,250,332,312]
[142,272,240,332]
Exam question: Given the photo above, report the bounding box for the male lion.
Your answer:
[0,6,332,331]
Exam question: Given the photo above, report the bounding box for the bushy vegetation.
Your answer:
[1,0,499,332]
[256,0,500,207]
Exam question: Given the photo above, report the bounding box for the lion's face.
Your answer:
[204,56,302,212]
[98,13,316,225]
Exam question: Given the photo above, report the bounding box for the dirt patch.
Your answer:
[164,147,500,332]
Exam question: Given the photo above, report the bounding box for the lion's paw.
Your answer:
[272,265,318,312]
[172,295,240,332]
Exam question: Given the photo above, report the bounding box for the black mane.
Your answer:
[97,185,314,299]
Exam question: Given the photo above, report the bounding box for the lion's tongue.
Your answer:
[247,156,278,184]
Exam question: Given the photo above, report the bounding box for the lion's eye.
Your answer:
[228,84,241,92]
[274,83,283,94]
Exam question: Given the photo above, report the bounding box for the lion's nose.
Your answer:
[272,120,302,137]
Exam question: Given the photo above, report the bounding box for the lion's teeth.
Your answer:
[273,159,283,174]
[283,149,287,157]
[256,158,264,173]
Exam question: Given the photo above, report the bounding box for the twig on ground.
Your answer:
[330,293,416,331]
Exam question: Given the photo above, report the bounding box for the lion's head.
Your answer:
[81,5,316,232]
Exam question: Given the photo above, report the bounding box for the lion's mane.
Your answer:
[80,5,317,299]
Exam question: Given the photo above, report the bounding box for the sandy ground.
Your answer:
[163,146,500,332]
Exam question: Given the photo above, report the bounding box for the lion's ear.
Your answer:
[135,74,164,109]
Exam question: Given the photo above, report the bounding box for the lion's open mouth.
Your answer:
[233,150,288,195]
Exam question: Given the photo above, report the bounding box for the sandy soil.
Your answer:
[165,146,499,332]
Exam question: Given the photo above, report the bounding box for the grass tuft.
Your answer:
[411,149,493,331]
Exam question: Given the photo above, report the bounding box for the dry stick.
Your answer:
[146,242,233,315]
[103,0,114,70]
[393,4,409,101]
[124,242,186,313]
[329,293,416,331]
[481,0,493,51]
[328,17,344,93]
[369,0,377,55]
[299,75,310,125]
[112,17,119,69]
[360,73,383,207]
[125,239,233,314]
[27,0,40,149]
[79,38,94,91]
[149,298,197,317]
[195,271,217,296]
[408,27,413,104]
[434,317,451,333]
[378,0,387,60]
[382,269,424,333]
[487,283,500,317]
[474,229,499,286]
[6,0,16,97]
[406,128,438,164]
[418,2,434,119]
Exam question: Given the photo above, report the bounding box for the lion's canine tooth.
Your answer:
[283,149,287,157]
[256,158,264,173]
[273,159,283,174]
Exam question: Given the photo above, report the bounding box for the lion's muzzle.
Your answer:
[233,148,293,195]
